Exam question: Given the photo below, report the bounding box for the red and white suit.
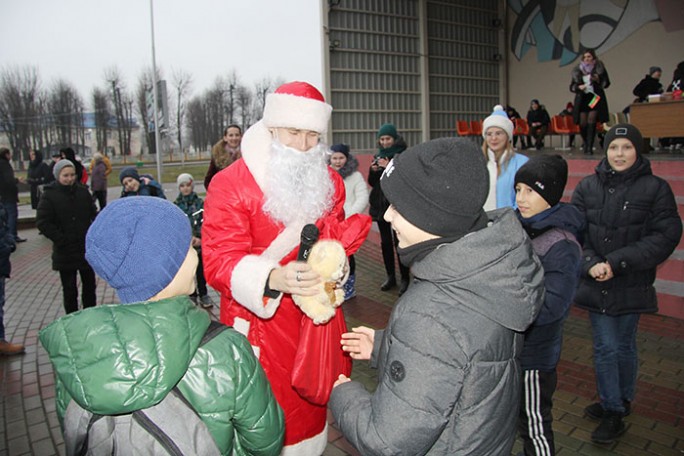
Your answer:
[203,121,370,455]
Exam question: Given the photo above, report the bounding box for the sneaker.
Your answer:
[591,411,626,444]
[585,401,631,421]
[0,340,25,356]
[199,295,214,309]
[15,237,27,243]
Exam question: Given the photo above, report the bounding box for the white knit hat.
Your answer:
[482,105,514,141]
[262,81,332,134]
[176,173,194,188]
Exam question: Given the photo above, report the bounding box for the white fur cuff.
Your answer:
[231,255,282,319]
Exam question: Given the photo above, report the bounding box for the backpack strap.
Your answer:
[531,228,581,258]
[200,320,228,346]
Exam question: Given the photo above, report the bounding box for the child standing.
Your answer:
[514,155,584,455]
[572,124,681,444]
[174,173,212,308]
[39,197,284,455]
[329,144,369,300]
[330,138,544,455]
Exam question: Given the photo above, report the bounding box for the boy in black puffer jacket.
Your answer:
[514,155,584,455]
[572,124,682,444]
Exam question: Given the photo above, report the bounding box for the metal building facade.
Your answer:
[324,0,501,151]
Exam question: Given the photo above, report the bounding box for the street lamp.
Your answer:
[149,0,163,184]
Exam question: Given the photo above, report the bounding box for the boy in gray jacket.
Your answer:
[329,138,545,455]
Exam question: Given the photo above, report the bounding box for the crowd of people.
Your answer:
[0,60,682,455]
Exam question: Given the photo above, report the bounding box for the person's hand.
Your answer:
[333,374,351,388]
[377,157,390,168]
[591,74,600,82]
[191,236,201,248]
[268,261,321,296]
[578,84,587,91]
[589,262,613,282]
[341,326,375,360]
[140,176,151,185]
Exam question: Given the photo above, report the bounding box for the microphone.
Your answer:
[297,224,319,262]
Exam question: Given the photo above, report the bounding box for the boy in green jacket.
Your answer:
[39,197,284,456]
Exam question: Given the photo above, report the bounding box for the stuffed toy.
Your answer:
[293,240,348,325]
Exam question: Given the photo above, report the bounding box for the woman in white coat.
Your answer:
[330,144,370,300]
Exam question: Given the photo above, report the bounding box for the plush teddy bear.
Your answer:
[292,240,348,325]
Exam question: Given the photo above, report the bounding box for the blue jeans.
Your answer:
[2,202,18,239]
[0,277,6,340]
[589,312,641,412]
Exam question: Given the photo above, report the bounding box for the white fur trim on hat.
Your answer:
[262,93,332,134]
[482,105,514,141]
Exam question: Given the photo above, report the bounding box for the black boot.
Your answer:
[580,125,589,154]
[591,411,626,444]
[586,123,596,155]
[381,275,397,291]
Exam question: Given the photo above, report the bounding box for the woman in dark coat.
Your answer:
[368,123,410,295]
[26,150,51,209]
[36,160,97,314]
[570,49,610,155]
[571,124,681,444]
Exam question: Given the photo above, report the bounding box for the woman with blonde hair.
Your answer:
[482,105,528,210]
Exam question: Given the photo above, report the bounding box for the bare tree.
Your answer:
[104,66,133,156]
[253,77,274,121]
[171,68,192,154]
[92,87,110,154]
[0,66,42,162]
[49,79,85,150]
[236,85,253,131]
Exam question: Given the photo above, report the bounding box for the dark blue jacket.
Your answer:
[0,204,16,278]
[518,203,584,371]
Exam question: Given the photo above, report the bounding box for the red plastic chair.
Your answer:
[552,115,571,150]
[456,120,471,137]
[514,118,529,137]
[470,120,483,137]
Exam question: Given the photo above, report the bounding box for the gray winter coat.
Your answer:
[329,209,544,455]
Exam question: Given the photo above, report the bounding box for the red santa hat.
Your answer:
[262,81,332,134]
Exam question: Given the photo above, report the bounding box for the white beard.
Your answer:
[262,140,334,226]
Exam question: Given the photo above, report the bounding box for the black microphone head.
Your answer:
[301,224,320,244]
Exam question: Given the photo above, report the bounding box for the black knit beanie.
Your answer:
[603,123,643,155]
[330,143,350,159]
[514,155,568,207]
[380,138,489,237]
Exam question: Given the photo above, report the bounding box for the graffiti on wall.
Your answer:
[508,0,684,66]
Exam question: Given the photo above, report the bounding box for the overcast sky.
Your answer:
[1,0,324,107]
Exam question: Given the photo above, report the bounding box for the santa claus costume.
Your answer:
[203,82,371,455]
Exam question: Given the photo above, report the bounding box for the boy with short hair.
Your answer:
[174,172,212,308]
[514,155,585,455]
[39,197,284,455]
[572,124,682,444]
[329,137,545,455]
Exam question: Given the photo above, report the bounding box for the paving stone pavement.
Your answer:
[1,226,682,456]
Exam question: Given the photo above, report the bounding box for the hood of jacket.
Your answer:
[411,208,544,332]
[518,203,585,240]
[336,153,359,179]
[39,296,210,415]
[595,154,652,184]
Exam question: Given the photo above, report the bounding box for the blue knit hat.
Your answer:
[330,143,350,158]
[85,197,192,304]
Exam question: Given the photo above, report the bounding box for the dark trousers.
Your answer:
[528,126,548,147]
[377,216,409,281]
[349,254,356,275]
[193,249,208,297]
[519,369,557,456]
[92,190,107,211]
[59,266,97,314]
